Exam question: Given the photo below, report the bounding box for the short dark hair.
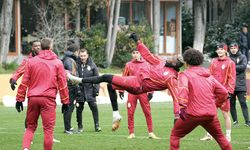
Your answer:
[67,44,79,52]
[230,42,238,47]
[31,40,40,46]
[242,23,248,28]
[165,55,184,72]
[183,48,204,66]
[79,48,88,53]
[41,38,53,50]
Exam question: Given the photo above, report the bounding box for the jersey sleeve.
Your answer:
[57,62,69,104]
[137,42,161,65]
[225,61,236,94]
[16,60,31,102]
[11,58,28,81]
[176,72,189,110]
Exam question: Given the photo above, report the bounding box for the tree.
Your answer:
[0,0,14,66]
[153,0,160,53]
[105,0,121,67]
[193,0,207,52]
[33,2,73,56]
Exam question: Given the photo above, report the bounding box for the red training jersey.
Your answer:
[177,66,228,117]
[136,42,179,115]
[209,57,236,94]
[16,50,69,104]
[10,53,33,81]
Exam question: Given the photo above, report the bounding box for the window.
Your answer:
[120,1,146,25]
[159,2,180,55]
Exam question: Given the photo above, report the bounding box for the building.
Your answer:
[1,0,182,62]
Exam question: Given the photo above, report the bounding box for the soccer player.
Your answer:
[67,33,183,121]
[9,40,61,143]
[9,40,41,90]
[170,48,232,150]
[200,43,236,142]
[16,38,69,150]
[121,49,159,139]
[229,42,250,126]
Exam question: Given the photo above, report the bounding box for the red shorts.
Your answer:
[111,76,144,94]
[219,100,230,112]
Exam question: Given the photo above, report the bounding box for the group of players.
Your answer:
[10,33,249,150]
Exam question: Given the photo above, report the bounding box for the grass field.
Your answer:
[0,102,249,150]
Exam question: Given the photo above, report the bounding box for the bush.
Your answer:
[0,62,19,74]
[112,21,154,68]
[204,23,240,58]
[235,1,250,27]
[76,23,107,67]
[76,20,154,68]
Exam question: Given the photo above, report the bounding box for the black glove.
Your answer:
[119,92,124,100]
[77,89,81,97]
[179,108,186,120]
[61,104,69,114]
[10,78,17,91]
[129,33,139,42]
[15,101,23,113]
[174,118,178,124]
[228,93,232,100]
[147,93,153,101]
[93,87,99,97]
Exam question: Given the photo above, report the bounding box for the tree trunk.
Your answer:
[76,7,81,31]
[108,0,121,66]
[153,0,160,54]
[0,0,14,66]
[218,0,235,23]
[212,0,218,24]
[193,0,207,52]
[105,0,115,67]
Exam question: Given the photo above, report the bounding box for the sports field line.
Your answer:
[1,130,249,145]
[1,129,250,146]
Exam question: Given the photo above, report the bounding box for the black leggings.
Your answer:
[230,91,249,123]
[107,83,118,111]
[82,75,119,111]
[76,101,99,129]
[81,74,113,84]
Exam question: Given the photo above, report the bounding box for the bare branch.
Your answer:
[33,2,74,55]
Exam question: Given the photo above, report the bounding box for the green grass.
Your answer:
[0,102,249,150]
[0,62,19,74]
[99,66,123,74]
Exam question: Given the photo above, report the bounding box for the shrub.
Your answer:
[235,1,250,26]
[204,23,240,58]
[76,23,107,67]
[113,21,154,68]
[0,61,19,73]
[76,20,154,68]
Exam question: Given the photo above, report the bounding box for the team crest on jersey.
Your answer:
[163,71,169,76]
[221,64,225,69]
[87,66,91,71]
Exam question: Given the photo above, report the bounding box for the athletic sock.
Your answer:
[226,130,231,137]
[113,111,120,118]
[207,132,212,137]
